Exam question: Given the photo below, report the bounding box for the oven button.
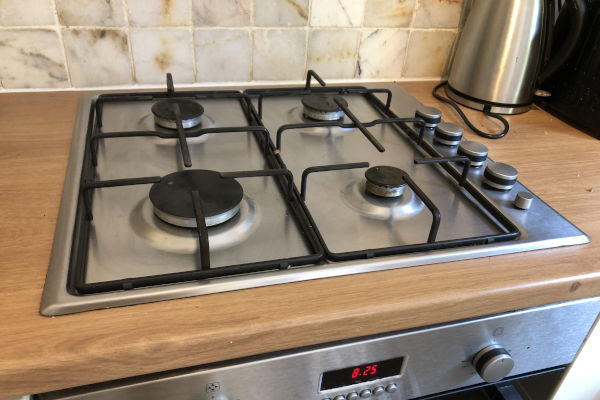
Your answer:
[372,386,385,396]
[360,388,372,398]
[346,392,359,400]
[333,396,345,400]
[472,344,515,383]
[385,383,398,393]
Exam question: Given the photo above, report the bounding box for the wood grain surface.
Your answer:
[0,82,599,397]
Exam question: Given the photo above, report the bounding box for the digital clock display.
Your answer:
[320,357,404,390]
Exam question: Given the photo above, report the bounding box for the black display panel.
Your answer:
[320,357,404,390]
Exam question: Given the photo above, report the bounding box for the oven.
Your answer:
[36,297,600,399]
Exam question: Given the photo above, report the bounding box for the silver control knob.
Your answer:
[372,386,385,396]
[347,392,359,400]
[482,162,518,191]
[360,388,372,398]
[385,383,398,393]
[434,122,463,146]
[472,344,515,383]
[415,106,442,129]
[333,396,345,400]
[458,140,488,167]
[514,191,534,210]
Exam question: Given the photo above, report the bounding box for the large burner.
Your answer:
[151,99,204,129]
[301,93,348,121]
[149,170,243,228]
[364,166,408,198]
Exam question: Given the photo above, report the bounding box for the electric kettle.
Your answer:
[444,0,586,115]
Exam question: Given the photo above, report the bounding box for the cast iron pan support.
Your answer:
[414,156,473,186]
[300,162,370,201]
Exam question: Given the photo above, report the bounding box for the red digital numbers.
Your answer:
[351,364,379,379]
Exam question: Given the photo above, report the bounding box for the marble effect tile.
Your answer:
[357,28,408,78]
[193,0,251,26]
[403,30,455,77]
[0,0,55,26]
[253,29,306,80]
[128,0,191,26]
[310,0,366,27]
[254,0,309,27]
[63,29,133,86]
[364,0,416,27]
[195,29,251,81]
[413,0,462,28]
[131,29,194,83]
[56,0,125,26]
[0,30,68,88]
[307,30,359,78]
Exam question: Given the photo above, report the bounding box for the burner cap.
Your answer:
[365,166,408,198]
[301,93,348,121]
[149,170,243,228]
[151,99,204,129]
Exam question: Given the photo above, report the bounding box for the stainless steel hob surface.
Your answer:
[41,80,589,316]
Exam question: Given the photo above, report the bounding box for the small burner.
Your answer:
[149,170,243,228]
[151,99,204,129]
[364,166,407,198]
[301,93,348,121]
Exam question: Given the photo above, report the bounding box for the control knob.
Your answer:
[472,344,514,383]
[415,106,442,129]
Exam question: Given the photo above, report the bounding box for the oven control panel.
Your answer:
[38,297,600,400]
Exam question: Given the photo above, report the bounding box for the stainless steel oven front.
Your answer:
[38,297,600,400]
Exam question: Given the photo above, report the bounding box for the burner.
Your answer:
[301,93,348,121]
[149,170,243,228]
[364,166,408,198]
[151,99,204,129]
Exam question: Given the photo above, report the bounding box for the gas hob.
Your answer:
[41,72,589,315]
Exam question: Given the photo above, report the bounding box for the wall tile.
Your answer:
[364,0,416,27]
[253,29,306,80]
[357,28,408,78]
[310,0,366,27]
[254,0,309,27]
[413,0,462,28]
[195,29,251,81]
[128,0,191,26]
[0,30,68,88]
[307,30,359,78]
[56,0,125,26]
[131,29,194,83]
[193,0,251,26]
[63,29,133,86]
[403,30,455,77]
[0,0,55,26]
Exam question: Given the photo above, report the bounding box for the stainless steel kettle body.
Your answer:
[445,0,586,114]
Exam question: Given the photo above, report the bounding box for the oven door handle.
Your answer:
[485,381,524,400]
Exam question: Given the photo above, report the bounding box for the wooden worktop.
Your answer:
[1,82,599,398]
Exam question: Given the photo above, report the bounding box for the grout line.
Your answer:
[0,24,456,32]
[122,0,137,83]
[50,0,72,87]
[190,0,198,82]
[249,0,255,81]
[304,0,312,78]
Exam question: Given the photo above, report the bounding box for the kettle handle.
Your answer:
[538,0,586,84]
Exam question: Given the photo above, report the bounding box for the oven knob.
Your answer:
[482,162,518,191]
[472,344,515,383]
[415,106,442,129]
[434,122,463,146]
[347,392,359,400]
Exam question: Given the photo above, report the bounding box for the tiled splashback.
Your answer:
[0,0,462,90]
